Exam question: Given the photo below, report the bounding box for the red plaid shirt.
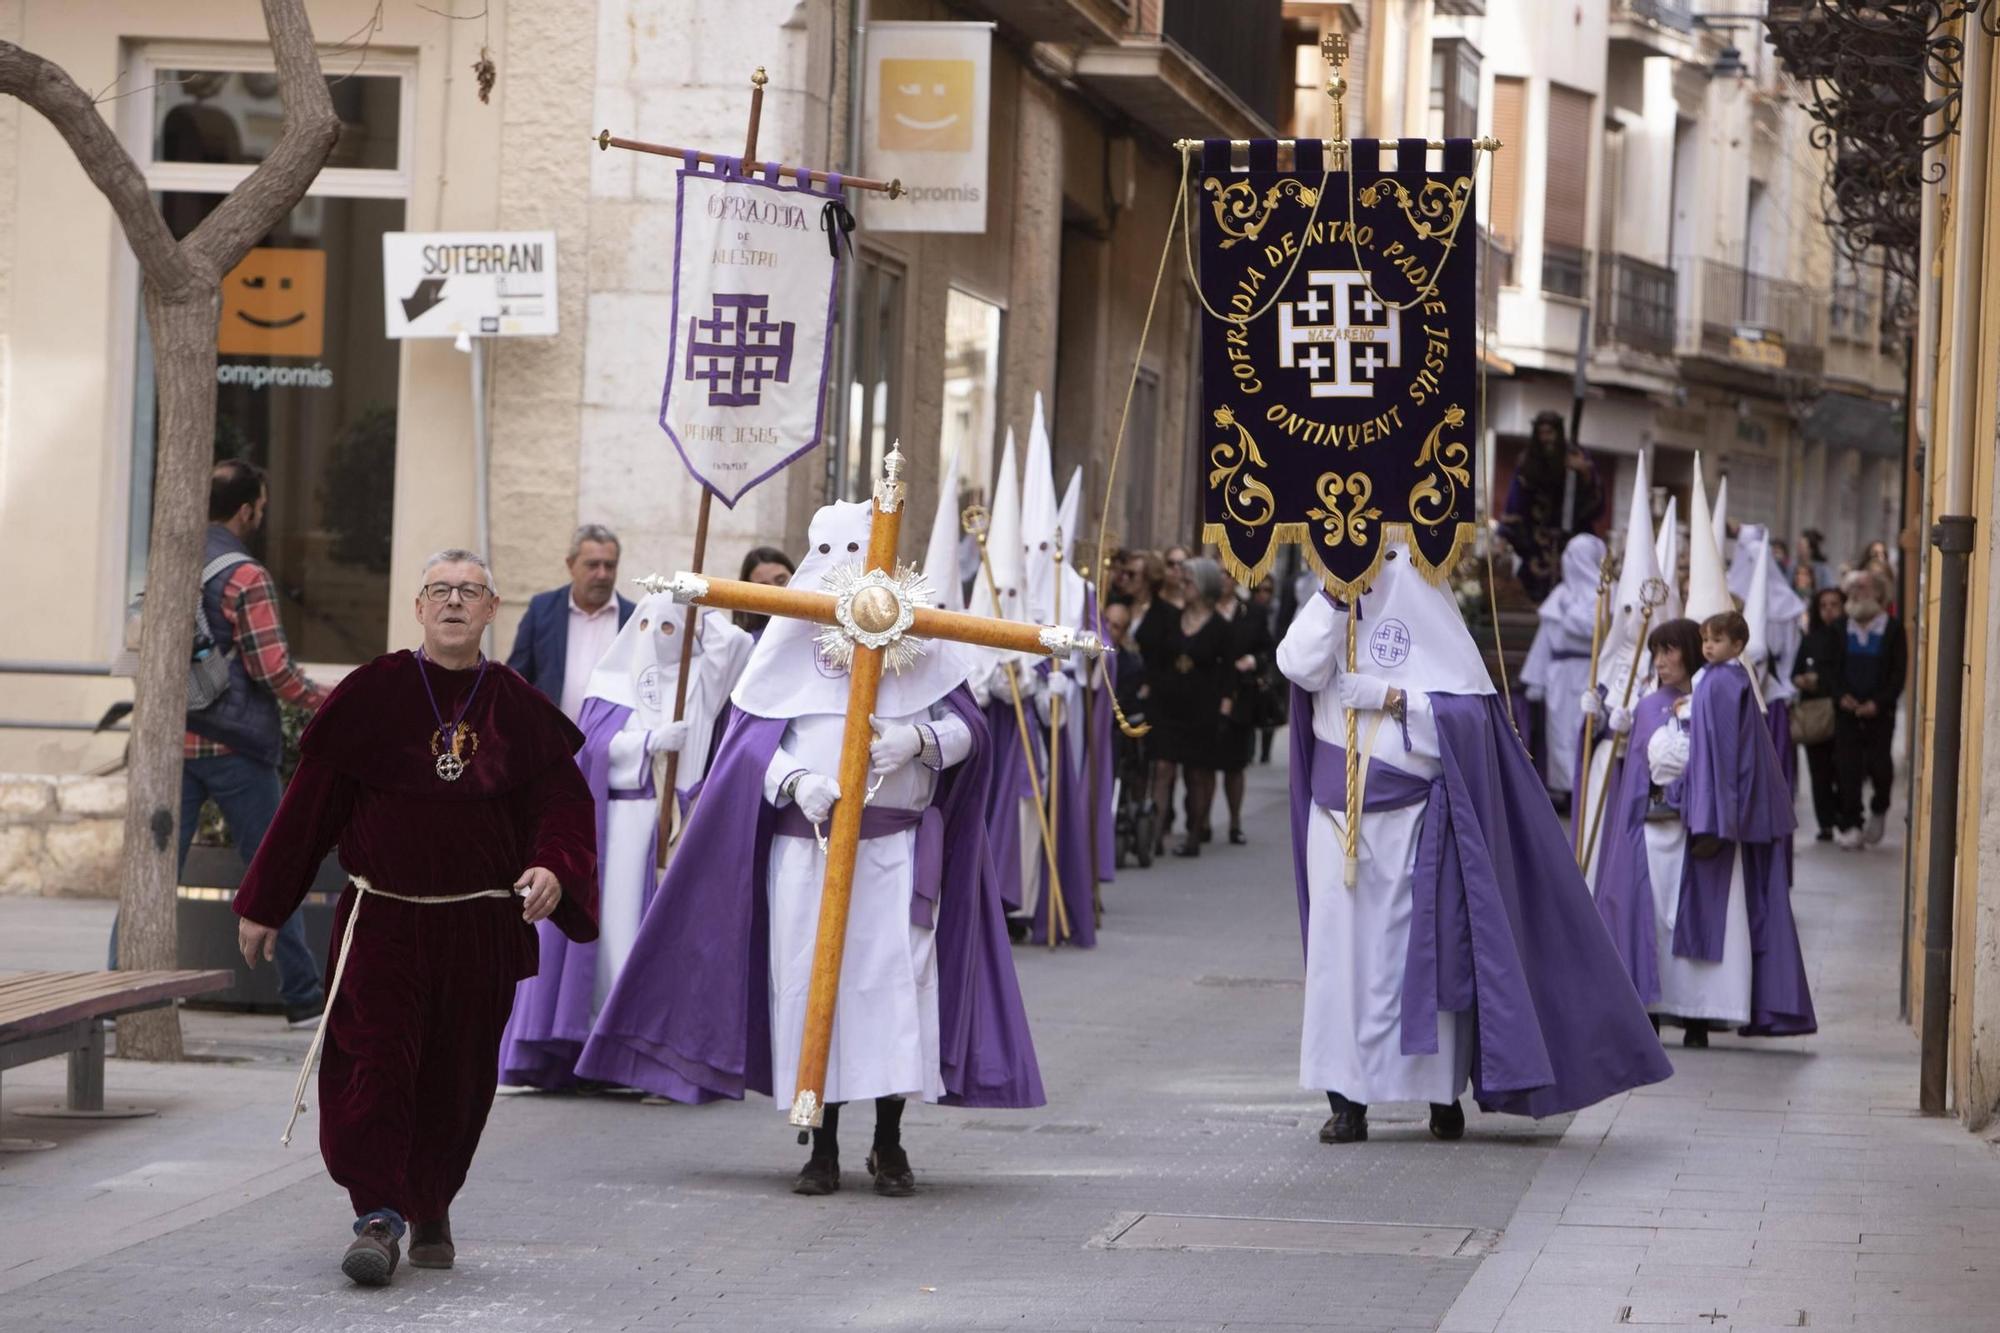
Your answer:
[184,562,327,759]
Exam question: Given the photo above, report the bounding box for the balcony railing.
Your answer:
[1159,0,1284,129]
[1676,256,1828,374]
[1596,253,1677,356]
[1542,242,1590,301]
[1612,0,1693,30]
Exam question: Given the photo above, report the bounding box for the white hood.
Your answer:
[1328,535,1494,698]
[922,440,964,613]
[1684,454,1734,623]
[1653,495,1683,624]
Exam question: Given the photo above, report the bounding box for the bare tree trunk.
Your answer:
[0,0,336,1061]
[114,292,222,1060]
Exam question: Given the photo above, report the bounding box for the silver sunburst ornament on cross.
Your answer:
[815,562,936,676]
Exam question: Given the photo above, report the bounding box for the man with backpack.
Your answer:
[182,460,329,1025]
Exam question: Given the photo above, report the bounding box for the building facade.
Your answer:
[0,0,1276,793]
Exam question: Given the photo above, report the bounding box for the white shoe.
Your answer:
[1834,827,1864,851]
[1863,812,1887,846]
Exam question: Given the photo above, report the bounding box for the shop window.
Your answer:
[939,289,1004,513]
[843,251,906,499]
[126,53,409,662]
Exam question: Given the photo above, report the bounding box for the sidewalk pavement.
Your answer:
[1441,820,2000,1333]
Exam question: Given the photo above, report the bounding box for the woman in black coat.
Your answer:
[1139,556,1233,857]
[1791,584,1846,842]
[1216,574,1276,844]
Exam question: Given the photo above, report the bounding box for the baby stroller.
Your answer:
[1112,709,1157,869]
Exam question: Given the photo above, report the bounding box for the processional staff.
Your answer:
[663,448,1101,1127]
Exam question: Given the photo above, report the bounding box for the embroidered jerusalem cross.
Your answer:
[686,293,797,407]
[1278,268,1401,399]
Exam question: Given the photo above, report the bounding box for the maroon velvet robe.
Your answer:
[235,651,597,1225]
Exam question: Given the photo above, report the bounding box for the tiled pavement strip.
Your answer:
[2,753,1993,1330]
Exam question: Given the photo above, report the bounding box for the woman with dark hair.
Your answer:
[1792,585,1847,842]
[1499,411,1604,603]
[1215,572,1276,845]
[734,546,794,637]
[1141,555,1232,857]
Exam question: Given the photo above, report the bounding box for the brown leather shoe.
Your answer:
[408,1216,455,1269]
[341,1218,400,1286]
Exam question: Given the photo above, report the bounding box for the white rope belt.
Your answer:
[281,875,521,1147]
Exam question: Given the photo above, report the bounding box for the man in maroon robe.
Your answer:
[234,549,597,1287]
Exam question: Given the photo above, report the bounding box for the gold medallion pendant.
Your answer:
[430,722,479,781]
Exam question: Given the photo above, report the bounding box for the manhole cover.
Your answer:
[1104,1213,1488,1258]
[1193,975,1303,990]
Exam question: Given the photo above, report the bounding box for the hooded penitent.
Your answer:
[500,590,752,1089]
[1711,473,1730,564]
[1282,538,1674,1116]
[575,501,1044,1110]
[1577,459,1662,888]
[1525,533,1607,796]
[924,441,964,614]
[1683,457,1734,625]
[1653,495,1683,624]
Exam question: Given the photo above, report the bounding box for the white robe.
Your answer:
[1527,591,1597,795]
[762,705,971,1109]
[1278,626,1474,1106]
[1644,712,1752,1025]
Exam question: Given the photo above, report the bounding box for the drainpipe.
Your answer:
[829,0,868,502]
[1920,16,1988,1117]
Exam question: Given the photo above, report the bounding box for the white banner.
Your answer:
[861,20,993,234]
[661,164,843,505]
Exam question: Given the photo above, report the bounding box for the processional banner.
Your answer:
[1197,137,1480,595]
[662,157,846,507]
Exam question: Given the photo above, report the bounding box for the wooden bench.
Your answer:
[0,970,232,1123]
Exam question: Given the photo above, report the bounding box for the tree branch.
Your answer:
[186,0,340,274]
[0,40,193,297]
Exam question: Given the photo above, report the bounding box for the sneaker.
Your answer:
[341,1218,400,1287]
[792,1155,840,1196]
[1863,812,1887,846]
[285,1000,326,1029]
[408,1216,454,1270]
[866,1145,916,1197]
[1834,827,1864,851]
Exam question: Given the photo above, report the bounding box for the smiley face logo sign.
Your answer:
[218,247,326,358]
[878,59,975,152]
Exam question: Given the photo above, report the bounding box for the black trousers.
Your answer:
[1834,713,1894,830]
[1802,739,1841,835]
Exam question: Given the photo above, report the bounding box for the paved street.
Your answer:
[1,754,1990,1331]
[0,757,1555,1331]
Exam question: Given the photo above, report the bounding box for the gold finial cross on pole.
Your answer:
[1321,32,1349,139]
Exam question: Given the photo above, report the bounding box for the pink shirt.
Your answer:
[560,593,621,721]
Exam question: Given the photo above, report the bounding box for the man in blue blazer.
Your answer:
[506,523,636,720]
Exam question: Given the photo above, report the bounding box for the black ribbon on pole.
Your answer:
[820,198,855,259]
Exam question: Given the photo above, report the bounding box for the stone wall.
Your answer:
[0,773,124,898]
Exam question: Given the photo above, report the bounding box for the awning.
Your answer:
[1801,390,1904,460]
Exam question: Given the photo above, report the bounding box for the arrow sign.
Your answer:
[401,277,448,324]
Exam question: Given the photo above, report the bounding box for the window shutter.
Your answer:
[1543,84,1592,250]
[1489,77,1526,244]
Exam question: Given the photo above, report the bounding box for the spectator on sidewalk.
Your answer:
[1792,585,1847,842]
[178,460,330,1027]
[505,524,634,721]
[1832,569,1906,850]
[733,545,794,639]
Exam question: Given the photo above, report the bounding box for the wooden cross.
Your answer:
[594,67,905,868]
[662,446,1103,1127]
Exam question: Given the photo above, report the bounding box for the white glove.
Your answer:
[1646,727,1689,785]
[1525,684,1546,703]
[986,663,1014,701]
[869,716,923,776]
[1334,673,1390,712]
[1579,689,1603,721]
[791,774,840,825]
[970,672,992,708]
[647,720,689,755]
[1607,705,1633,736]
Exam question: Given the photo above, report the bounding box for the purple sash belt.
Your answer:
[1311,739,1470,1058]
[771,802,946,930]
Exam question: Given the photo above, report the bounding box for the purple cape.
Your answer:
[1288,685,1674,1117]
[1591,687,1680,1006]
[983,695,1033,913]
[1678,665,1815,1037]
[1030,691,1098,949]
[574,686,1045,1108]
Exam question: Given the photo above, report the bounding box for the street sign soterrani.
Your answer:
[381,230,559,339]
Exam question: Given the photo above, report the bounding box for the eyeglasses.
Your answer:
[422,582,493,603]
